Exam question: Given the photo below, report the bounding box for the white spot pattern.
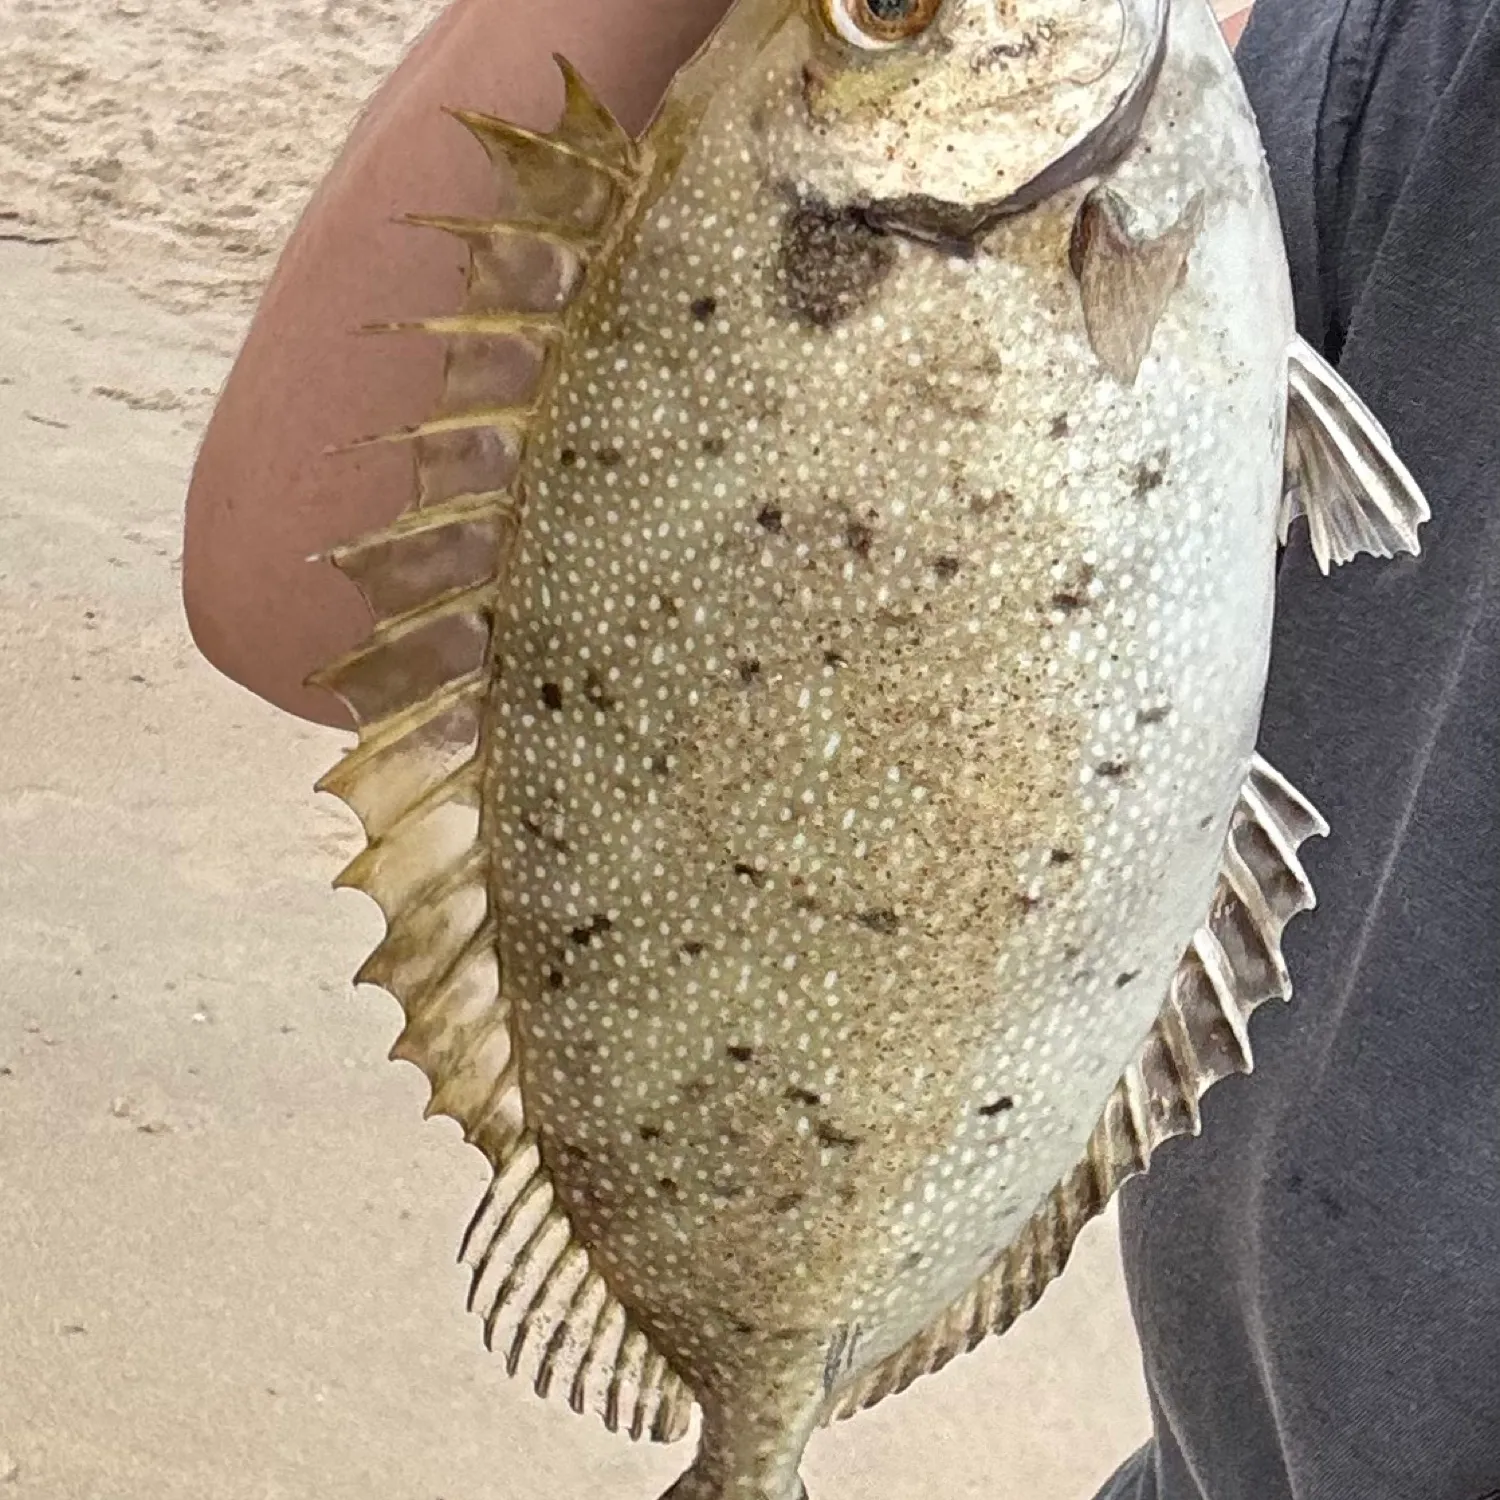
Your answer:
[475,3,1293,1495]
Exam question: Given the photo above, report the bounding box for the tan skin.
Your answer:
[181,0,1252,729]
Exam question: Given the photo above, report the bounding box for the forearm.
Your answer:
[182,0,734,726]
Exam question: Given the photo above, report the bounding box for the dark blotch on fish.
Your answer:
[776,199,898,329]
[1137,702,1172,726]
[856,907,900,935]
[637,1123,662,1142]
[1096,759,1131,780]
[1051,561,1096,612]
[1133,459,1167,496]
[583,671,616,711]
[732,861,767,886]
[569,915,613,946]
[816,1120,860,1151]
[845,519,875,558]
[757,504,784,534]
[726,1044,756,1064]
[979,1096,1015,1118]
[680,940,706,959]
[520,813,570,856]
[785,1086,823,1107]
[690,295,718,322]
[738,657,762,684]
[1115,970,1142,988]
[931,555,961,581]
[541,682,564,711]
[594,445,624,467]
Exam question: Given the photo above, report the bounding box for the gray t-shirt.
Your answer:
[1094,1,1500,1497]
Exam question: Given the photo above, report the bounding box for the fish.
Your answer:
[309,1,1429,1496]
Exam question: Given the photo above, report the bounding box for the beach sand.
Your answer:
[0,3,1151,1497]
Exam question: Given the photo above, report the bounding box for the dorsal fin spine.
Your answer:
[313,54,700,1444]
[403,211,607,254]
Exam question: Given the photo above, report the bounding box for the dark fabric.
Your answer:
[1094,2,1500,1498]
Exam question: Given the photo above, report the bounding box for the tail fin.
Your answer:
[658,1466,807,1500]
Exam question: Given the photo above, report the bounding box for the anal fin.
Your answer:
[1282,335,1431,572]
[827,754,1328,1423]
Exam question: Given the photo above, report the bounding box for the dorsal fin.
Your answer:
[310,58,691,1445]
[825,754,1329,1423]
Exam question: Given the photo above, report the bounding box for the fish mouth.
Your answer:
[855,0,1171,258]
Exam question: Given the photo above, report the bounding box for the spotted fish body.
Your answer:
[312,2,1428,1497]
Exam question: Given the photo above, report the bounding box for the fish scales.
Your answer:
[310,2,1430,1497]
[504,0,1265,1430]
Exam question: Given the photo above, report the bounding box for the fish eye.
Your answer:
[820,0,944,50]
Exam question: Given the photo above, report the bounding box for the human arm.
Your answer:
[1219,5,1251,47]
[181,0,735,727]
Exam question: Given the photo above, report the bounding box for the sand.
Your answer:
[0,0,454,344]
[0,1,1152,1496]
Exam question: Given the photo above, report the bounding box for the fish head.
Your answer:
[749,0,1170,249]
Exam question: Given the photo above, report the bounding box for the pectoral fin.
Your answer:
[1281,335,1430,572]
[1068,186,1205,387]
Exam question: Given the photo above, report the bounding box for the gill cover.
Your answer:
[780,0,1170,250]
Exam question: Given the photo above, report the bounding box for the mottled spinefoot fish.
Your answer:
[310,1,1429,1496]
